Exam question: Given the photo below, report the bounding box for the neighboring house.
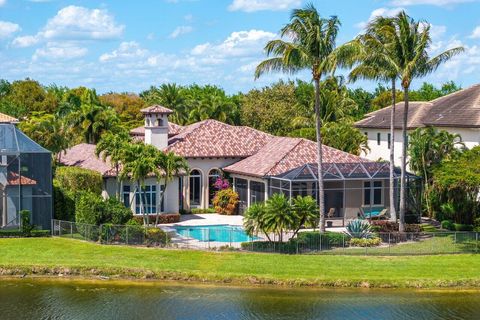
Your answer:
[355,84,480,166]
[61,105,411,219]
[0,114,53,230]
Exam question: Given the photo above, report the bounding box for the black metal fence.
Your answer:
[51,220,479,255]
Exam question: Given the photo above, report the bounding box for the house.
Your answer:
[355,84,480,166]
[61,105,414,219]
[0,114,53,230]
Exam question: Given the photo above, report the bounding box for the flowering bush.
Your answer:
[213,188,239,215]
[214,178,230,190]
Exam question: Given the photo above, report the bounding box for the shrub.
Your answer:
[0,229,50,238]
[453,223,474,231]
[75,192,105,225]
[345,219,373,239]
[145,228,170,245]
[240,240,297,253]
[296,231,349,247]
[405,224,422,233]
[103,198,132,225]
[20,210,34,236]
[370,220,399,232]
[191,208,216,214]
[132,214,180,225]
[55,166,103,195]
[53,180,75,221]
[213,188,239,215]
[349,237,381,247]
[441,220,454,230]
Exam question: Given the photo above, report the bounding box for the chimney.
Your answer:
[141,105,173,150]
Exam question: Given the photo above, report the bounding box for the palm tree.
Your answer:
[95,132,132,200]
[255,4,341,232]
[243,203,272,242]
[380,11,463,231]
[154,151,189,225]
[341,16,401,223]
[120,143,161,225]
[290,195,319,239]
[264,193,295,242]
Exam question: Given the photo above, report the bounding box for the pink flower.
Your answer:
[214,178,230,190]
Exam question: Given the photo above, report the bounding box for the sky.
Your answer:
[0,0,479,94]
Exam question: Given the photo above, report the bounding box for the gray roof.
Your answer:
[355,84,480,129]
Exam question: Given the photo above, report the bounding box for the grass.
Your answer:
[1,237,480,288]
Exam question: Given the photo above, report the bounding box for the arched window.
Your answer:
[208,169,222,207]
[189,169,202,207]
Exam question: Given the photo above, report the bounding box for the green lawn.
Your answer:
[0,237,480,288]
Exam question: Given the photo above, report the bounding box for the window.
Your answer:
[250,181,265,204]
[156,118,163,126]
[189,169,202,207]
[135,185,157,214]
[387,133,391,149]
[377,133,381,145]
[363,181,383,206]
[208,169,222,207]
[123,185,131,208]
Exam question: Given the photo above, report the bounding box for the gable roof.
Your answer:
[0,112,18,123]
[223,136,365,177]
[165,119,274,158]
[355,84,480,129]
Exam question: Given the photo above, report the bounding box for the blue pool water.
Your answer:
[173,225,255,242]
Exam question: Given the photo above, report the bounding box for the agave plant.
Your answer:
[345,219,373,239]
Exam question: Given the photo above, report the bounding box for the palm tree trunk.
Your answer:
[155,181,167,226]
[138,180,147,225]
[115,164,120,201]
[399,87,409,232]
[314,77,326,233]
[389,79,397,222]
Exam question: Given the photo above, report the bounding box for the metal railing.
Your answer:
[51,220,479,255]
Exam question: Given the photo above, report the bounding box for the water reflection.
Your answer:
[0,280,478,320]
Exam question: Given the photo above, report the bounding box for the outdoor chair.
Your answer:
[327,208,336,218]
[370,208,388,220]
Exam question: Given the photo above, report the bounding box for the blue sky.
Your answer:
[0,0,479,94]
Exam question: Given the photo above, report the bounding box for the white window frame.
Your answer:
[362,180,383,206]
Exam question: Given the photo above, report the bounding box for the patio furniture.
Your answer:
[370,208,388,220]
[327,208,336,218]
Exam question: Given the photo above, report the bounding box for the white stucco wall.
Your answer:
[360,126,480,167]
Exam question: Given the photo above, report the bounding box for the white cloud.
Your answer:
[12,35,39,47]
[33,42,88,61]
[469,26,480,39]
[12,5,124,48]
[228,0,301,12]
[169,26,193,39]
[356,7,404,29]
[99,41,148,62]
[390,0,474,6]
[0,0,6,7]
[184,14,193,22]
[191,29,276,62]
[0,21,21,39]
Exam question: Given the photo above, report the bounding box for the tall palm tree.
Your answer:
[341,16,401,223]
[255,3,341,232]
[382,11,463,231]
[95,132,131,200]
[120,143,161,225]
[154,151,189,225]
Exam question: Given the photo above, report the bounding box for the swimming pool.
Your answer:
[173,225,256,243]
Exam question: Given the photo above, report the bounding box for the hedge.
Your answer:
[132,213,181,224]
[0,229,50,238]
[55,166,103,195]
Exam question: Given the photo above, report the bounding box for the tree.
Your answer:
[255,4,343,232]
[154,151,189,225]
[99,92,145,128]
[243,203,272,242]
[263,193,294,242]
[408,127,463,217]
[381,11,463,231]
[290,195,319,239]
[321,121,369,156]
[20,112,70,162]
[95,132,132,200]
[120,143,162,225]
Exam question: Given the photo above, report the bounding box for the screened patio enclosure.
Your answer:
[270,162,420,220]
[0,124,52,230]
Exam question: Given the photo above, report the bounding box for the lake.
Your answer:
[0,279,479,319]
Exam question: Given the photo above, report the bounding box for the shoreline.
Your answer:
[2,265,480,289]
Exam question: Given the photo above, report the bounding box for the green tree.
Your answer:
[264,193,294,242]
[290,195,319,238]
[243,203,272,242]
[255,4,343,232]
[95,132,132,200]
[154,151,189,225]
[321,121,369,156]
[408,127,463,217]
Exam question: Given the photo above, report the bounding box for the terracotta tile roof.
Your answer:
[0,112,18,123]
[223,137,365,177]
[140,105,173,114]
[7,172,36,185]
[60,143,116,177]
[130,122,184,140]
[355,84,480,129]
[165,119,274,158]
